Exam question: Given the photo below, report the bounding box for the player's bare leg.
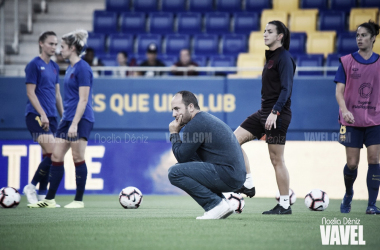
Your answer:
[24,134,55,205]
[234,126,256,197]
[28,138,70,208]
[263,144,291,215]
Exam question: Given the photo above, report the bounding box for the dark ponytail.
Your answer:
[38,31,56,53]
[358,20,380,45]
[268,20,290,50]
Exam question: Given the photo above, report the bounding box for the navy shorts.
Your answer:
[339,125,380,148]
[25,113,58,141]
[240,110,291,145]
[56,119,94,141]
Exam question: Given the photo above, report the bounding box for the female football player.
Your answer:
[234,20,296,214]
[23,31,63,206]
[335,20,380,214]
[28,29,94,209]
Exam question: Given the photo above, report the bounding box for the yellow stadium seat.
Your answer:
[373,40,380,54]
[349,8,379,31]
[272,0,299,13]
[290,9,319,34]
[233,53,265,78]
[261,10,288,31]
[249,32,268,57]
[306,31,336,57]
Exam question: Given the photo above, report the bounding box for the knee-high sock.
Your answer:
[344,164,357,196]
[367,164,380,206]
[31,154,52,192]
[45,161,64,200]
[74,161,87,201]
[37,154,52,195]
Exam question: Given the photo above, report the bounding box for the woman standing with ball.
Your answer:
[234,20,296,215]
[23,31,63,205]
[335,20,380,214]
[28,29,94,209]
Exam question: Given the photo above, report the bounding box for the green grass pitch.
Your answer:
[1,195,379,250]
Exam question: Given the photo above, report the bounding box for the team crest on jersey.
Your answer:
[267,60,274,69]
[53,68,57,75]
[70,73,74,79]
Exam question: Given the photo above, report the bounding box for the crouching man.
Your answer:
[168,90,246,219]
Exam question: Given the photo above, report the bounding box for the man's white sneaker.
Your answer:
[38,194,61,207]
[196,199,234,220]
[64,201,84,208]
[23,184,38,204]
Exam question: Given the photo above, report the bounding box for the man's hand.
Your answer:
[265,113,277,130]
[169,115,185,134]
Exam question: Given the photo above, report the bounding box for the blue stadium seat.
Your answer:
[109,34,134,55]
[87,33,106,54]
[121,13,146,34]
[216,0,242,12]
[106,0,130,12]
[337,32,357,55]
[193,35,219,56]
[165,34,190,55]
[135,54,147,65]
[93,11,118,34]
[209,55,236,74]
[360,0,380,7]
[177,13,202,34]
[326,53,342,76]
[191,55,208,66]
[205,13,230,34]
[133,0,158,12]
[301,0,328,10]
[162,0,187,12]
[289,32,306,57]
[331,0,356,13]
[245,0,271,12]
[149,13,174,34]
[297,54,324,76]
[320,11,346,34]
[158,55,177,66]
[222,34,247,56]
[233,13,259,34]
[137,34,162,55]
[189,0,213,12]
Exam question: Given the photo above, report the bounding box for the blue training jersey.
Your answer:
[62,59,94,122]
[25,56,60,117]
[334,52,379,84]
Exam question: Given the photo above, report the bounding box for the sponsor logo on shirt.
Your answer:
[350,67,361,79]
[40,66,45,71]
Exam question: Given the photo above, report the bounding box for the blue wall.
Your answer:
[0,76,340,194]
[0,77,339,141]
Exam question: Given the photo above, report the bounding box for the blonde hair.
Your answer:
[62,29,88,56]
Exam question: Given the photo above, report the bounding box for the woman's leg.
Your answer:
[366,144,380,213]
[70,139,88,202]
[234,126,256,197]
